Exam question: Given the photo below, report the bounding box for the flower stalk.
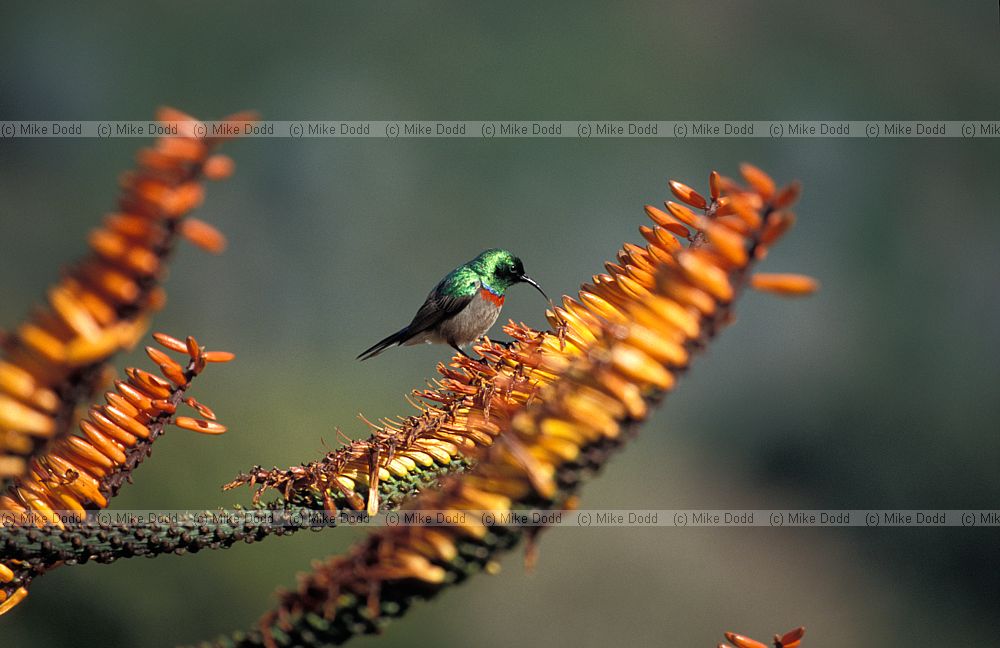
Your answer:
[0,106,252,616]
[213,165,816,647]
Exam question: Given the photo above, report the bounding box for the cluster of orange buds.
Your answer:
[0,107,252,486]
[240,166,818,647]
[481,164,816,501]
[721,626,806,648]
[0,332,233,615]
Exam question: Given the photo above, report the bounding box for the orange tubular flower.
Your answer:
[0,107,253,488]
[0,332,233,614]
[721,626,806,648]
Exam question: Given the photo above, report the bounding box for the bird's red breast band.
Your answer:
[479,287,505,306]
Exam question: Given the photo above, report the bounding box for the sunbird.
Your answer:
[358,248,548,360]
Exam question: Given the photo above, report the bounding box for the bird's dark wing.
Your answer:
[357,276,478,360]
[405,276,479,336]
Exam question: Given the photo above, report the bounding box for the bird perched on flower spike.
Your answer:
[358,248,549,360]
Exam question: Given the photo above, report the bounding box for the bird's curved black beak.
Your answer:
[520,275,551,303]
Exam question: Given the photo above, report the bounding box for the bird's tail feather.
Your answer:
[357,327,411,361]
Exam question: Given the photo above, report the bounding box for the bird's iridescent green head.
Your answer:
[468,249,523,290]
[467,248,549,301]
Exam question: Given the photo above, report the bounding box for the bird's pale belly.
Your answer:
[406,292,502,347]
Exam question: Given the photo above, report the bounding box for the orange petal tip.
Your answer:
[709,170,721,200]
[750,273,819,296]
[723,632,769,648]
[739,163,776,199]
[153,332,188,353]
[175,416,227,435]
[668,180,708,210]
[203,154,235,180]
[180,218,227,254]
[777,627,806,648]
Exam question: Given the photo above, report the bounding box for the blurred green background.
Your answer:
[2,1,998,646]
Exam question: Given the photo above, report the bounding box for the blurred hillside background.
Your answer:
[1,1,998,646]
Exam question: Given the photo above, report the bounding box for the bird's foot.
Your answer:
[449,342,471,360]
[451,341,493,369]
